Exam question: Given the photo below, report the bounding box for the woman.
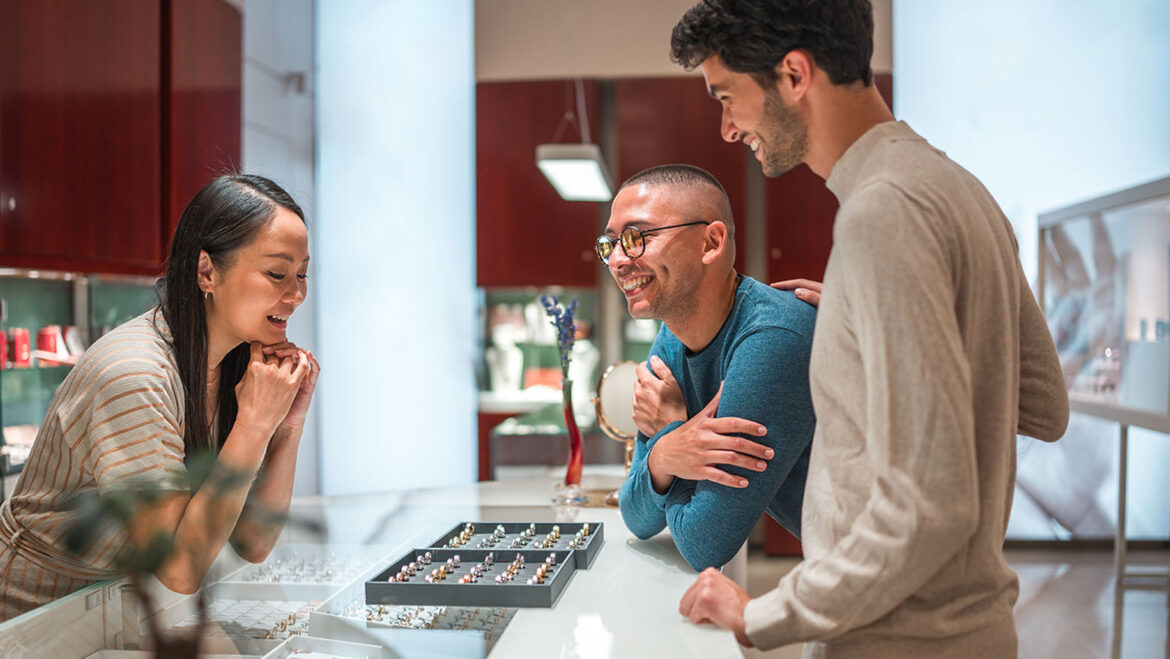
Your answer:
[0,174,320,620]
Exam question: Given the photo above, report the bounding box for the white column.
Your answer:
[316,0,477,495]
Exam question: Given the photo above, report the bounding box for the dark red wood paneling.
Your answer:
[477,412,515,481]
[476,80,601,287]
[876,72,893,111]
[614,78,748,273]
[764,163,838,283]
[764,517,803,556]
[764,73,893,285]
[165,0,242,253]
[0,0,162,274]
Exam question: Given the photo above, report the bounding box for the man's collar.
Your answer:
[825,120,913,201]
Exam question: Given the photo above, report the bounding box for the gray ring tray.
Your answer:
[366,549,574,608]
[365,521,604,608]
[425,521,604,568]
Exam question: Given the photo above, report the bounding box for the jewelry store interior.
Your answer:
[0,1,1169,657]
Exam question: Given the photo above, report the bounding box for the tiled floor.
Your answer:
[742,549,1169,658]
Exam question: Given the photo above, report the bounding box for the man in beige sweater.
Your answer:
[669,1,1070,656]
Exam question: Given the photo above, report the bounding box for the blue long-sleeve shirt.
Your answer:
[618,275,816,571]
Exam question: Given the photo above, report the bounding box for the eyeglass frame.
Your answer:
[594,221,712,265]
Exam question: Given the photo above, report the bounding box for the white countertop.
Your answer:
[0,467,740,659]
[294,467,741,658]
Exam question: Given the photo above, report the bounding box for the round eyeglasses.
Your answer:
[594,221,711,265]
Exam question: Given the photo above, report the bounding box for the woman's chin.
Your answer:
[239,329,287,347]
[262,331,289,345]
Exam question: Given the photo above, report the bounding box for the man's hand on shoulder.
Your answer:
[771,278,822,307]
[647,384,773,493]
[633,355,687,436]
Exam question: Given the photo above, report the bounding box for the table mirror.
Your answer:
[593,360,638,506]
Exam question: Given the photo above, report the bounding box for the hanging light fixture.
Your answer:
[536,143,612,202]
[536,0,612,202]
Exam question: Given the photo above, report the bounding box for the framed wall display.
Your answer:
[1012,176,1170,544]
[1037,175,1170,429]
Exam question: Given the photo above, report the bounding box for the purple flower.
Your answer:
[540,295,577,379]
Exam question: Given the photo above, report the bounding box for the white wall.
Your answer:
[315,0,476,495]
[893,1,1170,281]
[894,0,1170,539]
[476,0,893,81]
[241,0,319,495]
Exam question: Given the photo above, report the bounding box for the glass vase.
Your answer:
[553,378,587,505]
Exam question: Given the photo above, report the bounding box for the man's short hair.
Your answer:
[619,164,735,245]
[620,163,729,200]
[671,0,874,87]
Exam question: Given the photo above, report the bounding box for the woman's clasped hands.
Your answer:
[235,341,320,437]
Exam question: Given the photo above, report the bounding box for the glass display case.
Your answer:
[477,287,659,412]
[89,275,162,340]
[0,272,79,495]
[1011,175,1170,543]
[476,287,662,478]
[0,474,739,659]
[1038,175,1170,428]
[0,270,157,500]
[479,288,600,396]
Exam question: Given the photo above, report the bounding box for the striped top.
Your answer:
[0,309,190,617]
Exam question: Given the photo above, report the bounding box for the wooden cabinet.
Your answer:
[764,164,838,283]
[0,0,241,275]
[165,0,242,250]
[615,77,748,272]
[0,0,162,274]
[476,81,602,287]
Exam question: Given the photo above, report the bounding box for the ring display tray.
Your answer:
[339,601,516,636]
[153,586,318,655]
[311,563,499,657]
[216,543,389,601]
[425,521,604,568]
[262,634,394,659]
[366,549,574,608]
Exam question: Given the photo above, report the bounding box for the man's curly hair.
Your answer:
[671,0,874,87]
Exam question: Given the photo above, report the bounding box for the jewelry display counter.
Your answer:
[0,467,740,658]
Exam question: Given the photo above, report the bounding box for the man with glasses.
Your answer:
[606,164,817,573]
[669,1,1069,656]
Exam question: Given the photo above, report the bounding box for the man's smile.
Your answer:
[619,273,655,297]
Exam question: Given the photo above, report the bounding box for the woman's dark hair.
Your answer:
[156,174,305,460]
[671,0,874,87]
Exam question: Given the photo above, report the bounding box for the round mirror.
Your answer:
[594,361,639,507]
[595,361,639,440]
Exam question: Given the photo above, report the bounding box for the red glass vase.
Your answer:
[562,379,584,486]
[553,379,586,505]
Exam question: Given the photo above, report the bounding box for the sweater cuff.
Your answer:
[644,420,685,508]
[744,588,795,651]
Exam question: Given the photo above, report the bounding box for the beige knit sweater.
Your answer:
[744,121,1069,657]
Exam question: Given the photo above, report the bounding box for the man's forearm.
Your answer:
[619,426,683,540]
[647,440,676,493]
